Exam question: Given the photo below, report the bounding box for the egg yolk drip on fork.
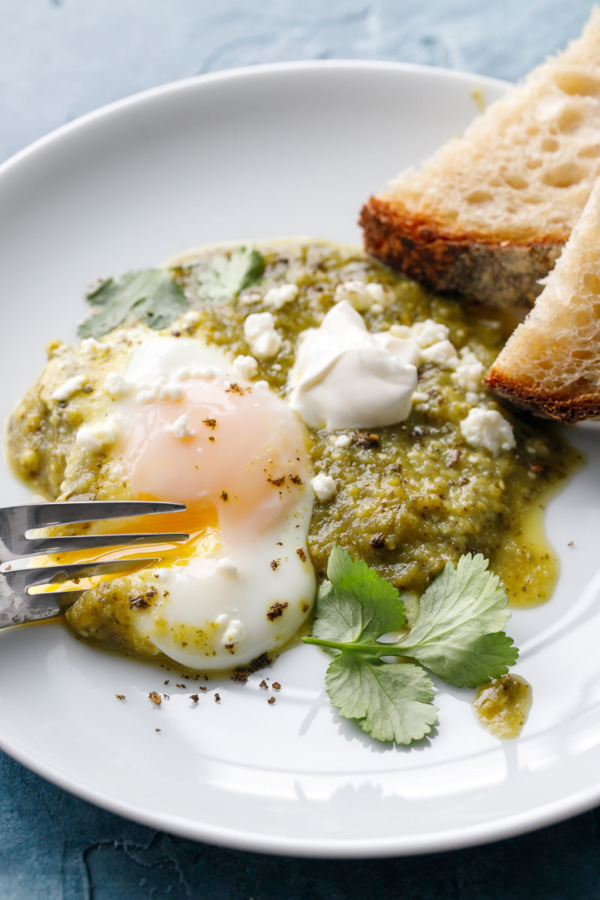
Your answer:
[44,501,221,571]
[42,338,316,669]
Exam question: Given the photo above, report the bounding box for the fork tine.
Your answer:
[3,558,160,595]
[17,532,189,558]
[0,501,186,558]
[1,500,185,531]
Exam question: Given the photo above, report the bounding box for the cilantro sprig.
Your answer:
[77,247,265,339]
[304,547,518,745]
[197,247,265,304]
[78,269,188,338]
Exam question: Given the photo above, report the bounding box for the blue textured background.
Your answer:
[2,1,600,896]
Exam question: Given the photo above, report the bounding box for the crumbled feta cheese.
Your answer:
[244,312,275,340]
[80,337,111,358]
[420,339,459,368]
[168,414,195,439]
[136,376,178,403]
[243,312,281,360]
[253,332,281,358]
[215,558,238,577]
[215,613,246,644]
[411,319,450,348]
[182,310,201,327]
[311,473,337,502]
[389,324,413,340]
[460,408,516,456]
[412,390,430,404]
[75,416,120,452]
[334,280,385,311]
[394,320,462,368]
[158,381,184,402]
[136,385,159,404]
[173,363,219,381]
[115,328,145,345]
[135,365,219,405]
[451,350,485,395]
[238,289,262,306]
[365,283,385,303]
[264,283,298,309]
[52,374,88,402]
[104,373,131,399]
[334,434,352,449]
[233,354,259,380]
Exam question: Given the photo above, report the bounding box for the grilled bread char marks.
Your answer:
[360,9,600,310]
[485,176,600,422]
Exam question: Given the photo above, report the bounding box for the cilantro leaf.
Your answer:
[311,545,405,645]
[395,554,518,688]
[78,269,188,338]
[197,247,265,304]
[304,546,520,745]
[326,652,438,744]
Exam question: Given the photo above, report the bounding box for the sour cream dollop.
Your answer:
[287,301,419,429]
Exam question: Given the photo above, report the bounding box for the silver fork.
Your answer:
[0,500,188,629]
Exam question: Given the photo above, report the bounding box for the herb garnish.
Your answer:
[78,269,188,338]
[78,248,264,337]
[304,547,518,745]
[197,247,265,303]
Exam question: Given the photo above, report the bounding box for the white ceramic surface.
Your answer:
[0,61,599,858]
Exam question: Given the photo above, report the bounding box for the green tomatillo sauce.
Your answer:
[172,239,581,606]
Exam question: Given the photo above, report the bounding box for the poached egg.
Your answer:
[64,336,315,670]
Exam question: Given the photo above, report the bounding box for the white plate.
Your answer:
[0,60,599,858]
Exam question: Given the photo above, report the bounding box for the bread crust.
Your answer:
[484,367,600,423]
[360,196,566,310]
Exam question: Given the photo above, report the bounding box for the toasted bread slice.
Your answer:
[360,10,600,309]
[485,176,600,422]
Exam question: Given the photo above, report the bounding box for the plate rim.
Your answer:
[4,58,596,860]
[0,58,509,176]
[3,713,600,859]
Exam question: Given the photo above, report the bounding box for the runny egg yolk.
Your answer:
[123,375,310,543]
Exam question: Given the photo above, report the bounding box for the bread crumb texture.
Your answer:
[361,9,600,308]
[486,176,600,421]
